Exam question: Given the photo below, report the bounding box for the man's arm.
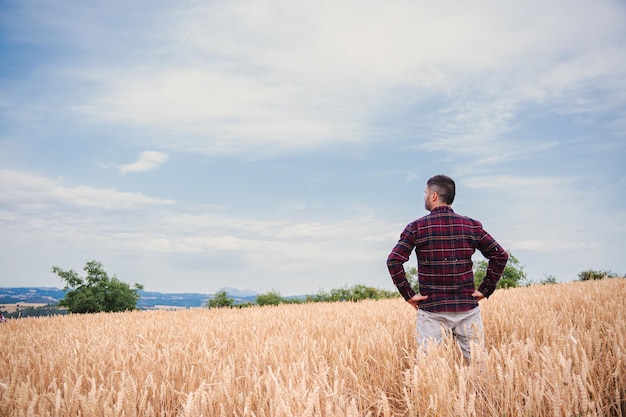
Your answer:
[476,231,509,298]
[387,226,418,301]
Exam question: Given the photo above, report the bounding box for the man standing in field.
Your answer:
[387,175,508,362]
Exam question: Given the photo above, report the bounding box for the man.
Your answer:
[387,175,508,362]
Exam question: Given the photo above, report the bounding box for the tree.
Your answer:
[406,266,419,293]
[578,269,619,281]
[539,275,558,285]
[207,290,234,309]
[474,252,527,289]
[311,285,398,302]
[53,260,143,314]
[349,284,397,301]
[3,304,67,319]
[255,290,283,306]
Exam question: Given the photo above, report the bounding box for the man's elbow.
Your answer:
[387,250,400,264]
[386,258,398,271]
[495,250,509,269]
[386,254,404,273]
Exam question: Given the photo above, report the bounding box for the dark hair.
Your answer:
[427,175,456,204]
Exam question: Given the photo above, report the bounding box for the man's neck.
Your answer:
[430,204,452,212]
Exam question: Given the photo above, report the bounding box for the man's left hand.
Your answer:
[407,293,429,310]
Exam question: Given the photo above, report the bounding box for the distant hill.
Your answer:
[0,287,262,309]
[217,287,259,298]
[0,287,65,305]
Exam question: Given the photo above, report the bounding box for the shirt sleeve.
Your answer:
[387,225,417,301]
[475,229,509,298]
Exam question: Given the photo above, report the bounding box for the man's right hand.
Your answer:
[471,290,485,301]
[407,293,429,310]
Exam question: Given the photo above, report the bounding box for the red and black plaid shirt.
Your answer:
[387,206,508,312]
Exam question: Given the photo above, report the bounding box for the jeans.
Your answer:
[416,306,484,362]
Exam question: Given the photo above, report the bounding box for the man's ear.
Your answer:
[430,191,439,202]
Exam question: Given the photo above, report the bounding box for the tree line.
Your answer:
[1,255,622,317]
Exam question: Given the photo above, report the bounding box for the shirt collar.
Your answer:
[431,205,454,214]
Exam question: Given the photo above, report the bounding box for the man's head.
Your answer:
[424,175,456,211]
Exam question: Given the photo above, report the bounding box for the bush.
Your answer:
[312,285,398,302]
[256,290,283,306]
[2,305,67,319]
[577,269,619,281]
[539,275,558,285]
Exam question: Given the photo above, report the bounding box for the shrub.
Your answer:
[577,269,619,281]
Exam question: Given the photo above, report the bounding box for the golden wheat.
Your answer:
[0,279,624,416]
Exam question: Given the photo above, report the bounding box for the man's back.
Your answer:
[388,206,508,312]
[387,174,508,362]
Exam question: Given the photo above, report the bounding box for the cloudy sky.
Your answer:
[1,0,625,295]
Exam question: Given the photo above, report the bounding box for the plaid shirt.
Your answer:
[387,206,508,312]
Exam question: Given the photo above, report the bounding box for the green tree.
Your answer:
[539,275,558,285]
[474,252,527,289]
[256,290,283,306]
[312,284,398,302]
[406,266,419,293]
[314,286,352,302]
[3,304,67,319]
[349,284,395,301]
[578,269,618,281]
[53,260,143,314]
[207,290,234,309]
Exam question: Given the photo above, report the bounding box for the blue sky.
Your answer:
[1,0,625,295]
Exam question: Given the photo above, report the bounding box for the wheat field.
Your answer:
[1,279,624,417]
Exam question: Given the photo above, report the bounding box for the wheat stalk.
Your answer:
[0,279,624,416]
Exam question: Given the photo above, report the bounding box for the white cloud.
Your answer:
[0,171,398,292]
[0,169,174,210]
[0,167,391,257]
[50,0,622,157]
[460,174,612,255]
[0,0,621,168]
[119,151,169,174]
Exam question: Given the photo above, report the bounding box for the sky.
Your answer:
[1,0,625,296]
